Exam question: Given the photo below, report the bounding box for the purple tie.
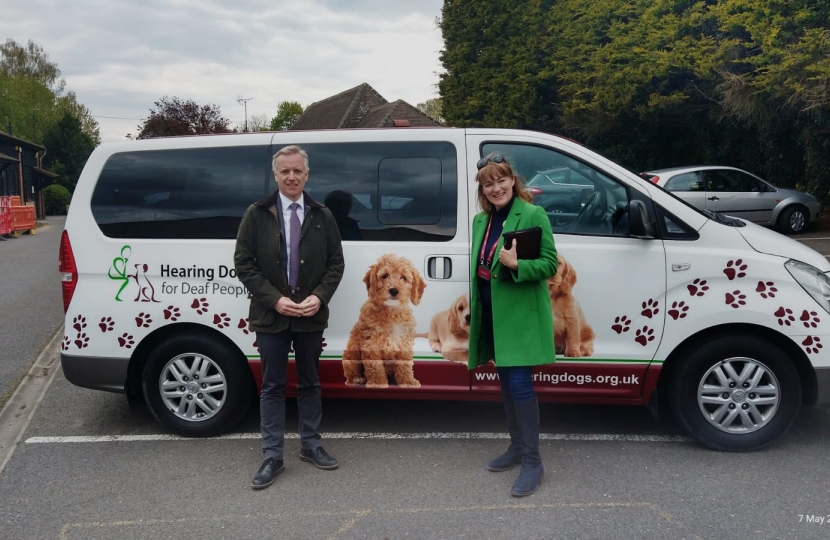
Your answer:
[288,202,301,291]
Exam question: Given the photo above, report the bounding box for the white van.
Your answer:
[59,127,830,452]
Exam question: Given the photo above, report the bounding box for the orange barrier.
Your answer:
[0,209,10,236]
[0,196,11,236]
[10,205,35,235]
[10,196,21,206]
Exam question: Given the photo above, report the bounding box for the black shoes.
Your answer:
[251,458,285,490]
[300,446,339,470]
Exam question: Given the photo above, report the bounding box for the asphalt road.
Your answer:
[0,217,64,405]
[0,220,829,539]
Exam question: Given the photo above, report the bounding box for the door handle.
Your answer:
[427,257,452,279]
[708,196,720,201]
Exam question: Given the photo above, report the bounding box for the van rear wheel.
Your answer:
[667,335,801,452]
[142,332,253,437]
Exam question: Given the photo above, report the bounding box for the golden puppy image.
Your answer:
[343,254,427,388]
[426,293,470,364]
[548,254,595,357]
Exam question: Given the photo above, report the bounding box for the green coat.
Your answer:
[234,190,344,333]
[468,197,559,369]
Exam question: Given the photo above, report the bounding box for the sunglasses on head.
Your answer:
[476,154,505,170]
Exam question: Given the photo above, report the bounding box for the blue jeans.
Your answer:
[497,366,535,403]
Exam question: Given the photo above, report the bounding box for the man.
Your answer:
[234,145,345,490]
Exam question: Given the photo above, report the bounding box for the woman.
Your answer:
[468,153,558,497]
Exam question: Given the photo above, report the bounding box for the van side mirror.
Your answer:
[629,199,657,239]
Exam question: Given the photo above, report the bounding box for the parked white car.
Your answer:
[644,165,821,235]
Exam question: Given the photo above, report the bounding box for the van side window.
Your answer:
[481,143,630,236]
[299,141,457,242]
[91,145,271,239]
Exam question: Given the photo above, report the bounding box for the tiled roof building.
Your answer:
[290,83,441,130]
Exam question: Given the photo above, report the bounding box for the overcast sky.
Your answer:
[1,0,445,142]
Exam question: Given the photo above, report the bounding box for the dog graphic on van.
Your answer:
[342,254,426,388]
[547,254,595,357]
[424,293,470,364]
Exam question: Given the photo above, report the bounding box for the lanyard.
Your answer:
[478,213,499,267]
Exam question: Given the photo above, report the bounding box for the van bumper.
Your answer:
[61,354,128,394]
[816,367,830,407]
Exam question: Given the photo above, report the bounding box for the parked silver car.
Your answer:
[644,165,821,234]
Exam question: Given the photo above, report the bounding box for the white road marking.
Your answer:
[25,432,690,444]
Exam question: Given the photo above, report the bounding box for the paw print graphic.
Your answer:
[163,306,181,321]
[74,333,89,349]
[803,336,823,355]
[191,298,209,315]
[321,337,328,351]
[611,315,631,334]
[774,307,795,326]
[634,326,655,346]
[117,333,135,349]
[687,279,709,297]
[72,315,87,333]
[725,290,746,309]
[641,299,660,319]
[135,312,152,328]
[756,281,777,299]
[668,301,689,320]
[724,259,748,280]
[253,339,260,352]
[213,313,231,329]
[99,317,114,333]
[238,318,250,334]
[800,310,821,329]
[61,336,71,351]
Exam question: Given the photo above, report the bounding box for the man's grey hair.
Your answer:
[272,145,309,174]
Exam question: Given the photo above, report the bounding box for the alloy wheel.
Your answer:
[697,357,780,434]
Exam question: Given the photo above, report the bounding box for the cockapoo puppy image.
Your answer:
[342,254,427,388]
[426,293,470,364]
[548,253,595,357]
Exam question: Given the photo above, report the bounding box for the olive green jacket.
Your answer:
[234,190,344,333]
[468,197,559,368]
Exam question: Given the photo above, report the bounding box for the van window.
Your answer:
[91,145,271,239]
[481,143,630,236]
[298,141,457,242]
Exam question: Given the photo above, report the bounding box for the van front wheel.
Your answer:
[668,335,801,452]
[142,333,253,437]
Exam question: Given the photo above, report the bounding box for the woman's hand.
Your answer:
[499,239,519,270]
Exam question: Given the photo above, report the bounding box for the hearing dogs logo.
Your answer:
[108,245,160,303]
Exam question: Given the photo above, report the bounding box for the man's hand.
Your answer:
[298,294,322,317]
[275,296,303,317]
[499,239,519,270]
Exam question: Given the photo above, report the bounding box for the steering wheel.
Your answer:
[572,189,607,232]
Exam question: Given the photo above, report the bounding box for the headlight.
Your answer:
[785,259,830,314]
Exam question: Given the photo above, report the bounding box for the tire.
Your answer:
[142,332,254,437]
[778,205,808,235]
[667,335,801,452]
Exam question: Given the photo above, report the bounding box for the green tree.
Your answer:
[416,98,444,124]
[439,0,830,200]
[137,96,232,139]
[269,100,304,131]
[43,184,71,215]
[0,39,64,92]
[42,112,96,192]
[438,0,557,130]
[0,39,100,144]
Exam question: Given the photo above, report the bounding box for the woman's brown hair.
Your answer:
[475,154,533,213]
